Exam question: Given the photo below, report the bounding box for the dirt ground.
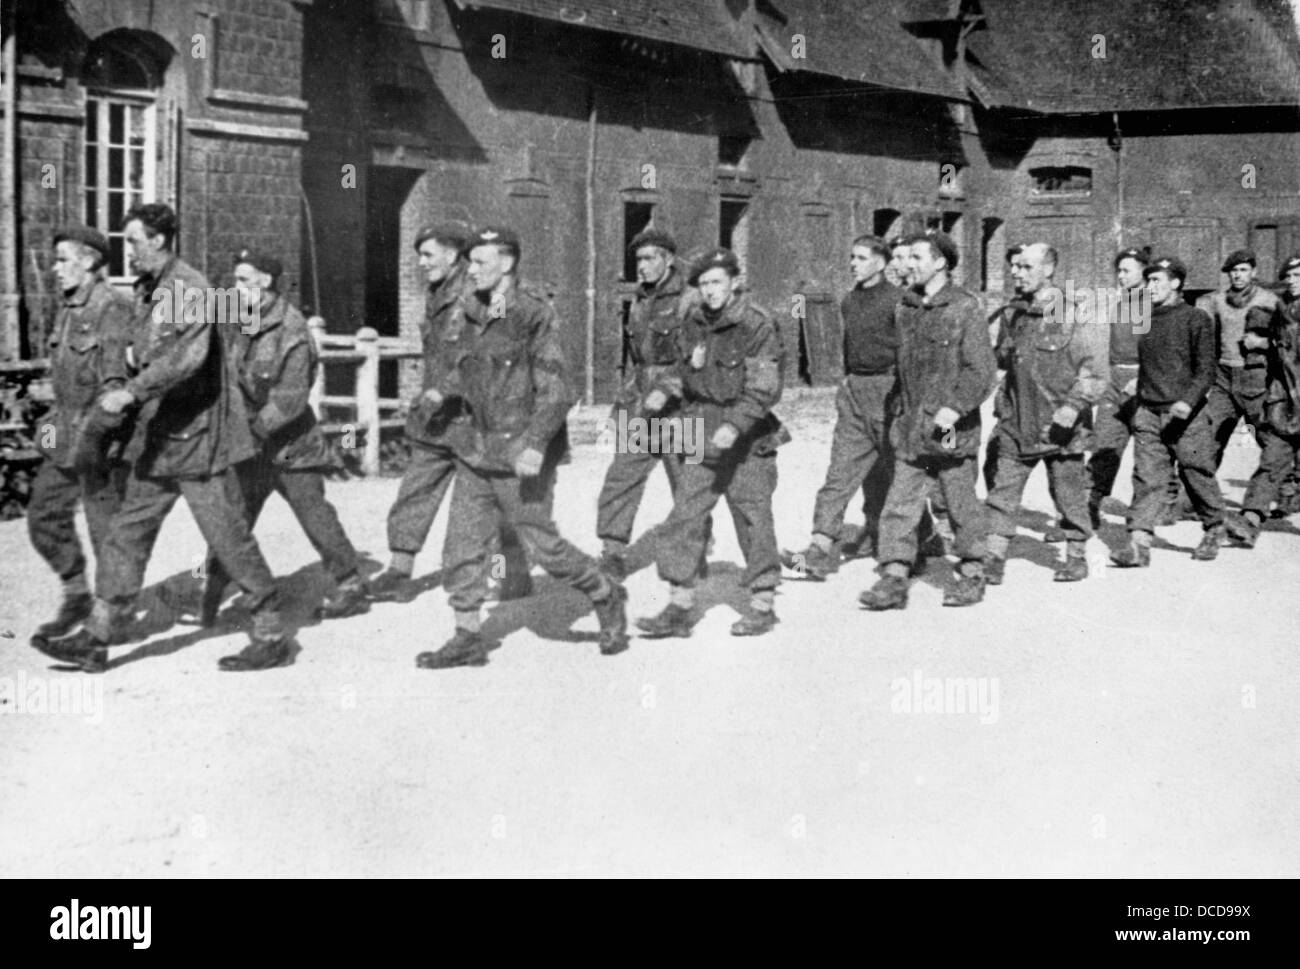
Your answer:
[2,390,1297,876]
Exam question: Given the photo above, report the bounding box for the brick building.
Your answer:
[3,0,1299,403]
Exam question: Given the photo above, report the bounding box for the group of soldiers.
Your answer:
[22,202,1300,673]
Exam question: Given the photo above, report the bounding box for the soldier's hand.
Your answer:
[643,389,668,414]
[99,388,135,415]
[933,406,960,430]
[1123,377,1138,397]
[711,423,739,451]
[1051,404,1079,427]
[1169,400,1192,421]
[420,387,444,409]
[513,447,544,478]
[1242,332,1269,351]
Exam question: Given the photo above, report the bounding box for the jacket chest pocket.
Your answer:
[708,344,746,401]
[67,333,102,385]
[646,309,679,364]
[486,342,532,427]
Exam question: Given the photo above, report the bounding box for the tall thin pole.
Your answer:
[1112,112,1124,250]
[2,4,21,360]
[583,86,598,405]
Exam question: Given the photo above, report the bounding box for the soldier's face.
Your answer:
[887,247,911,285]
[233,263,269,310]
[418,239,460,285]
[697,267,739,310]
[1116,258,1145,291]
[1146,271,1179,306]
[124,219,167,275]
[1227,263,1255,290]
[1011,252,1051,296]
[467,244,513,294]
[53,241,95,292]
[635,246,671,285]
[1284,267,1300,298]
[907,242,946,288]
[850,246,885,285]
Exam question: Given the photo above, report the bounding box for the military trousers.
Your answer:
[204,452,359,597]
[388,441,529,578]
[1128,404,1224,532]
[1202,365,1268,467]
[96,469,279,614]
[655,448,779,592]
[877,454,987,568]
[1242,425,1300,517]
[985,426,1093,542]
[596,439,686,546]
[812,373,894,539]
[27,459,127,580]
[443,461,606,613]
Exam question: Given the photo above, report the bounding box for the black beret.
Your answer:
[1280,255,1300,279]
[1144,256,1187,283]
[234,247,283,280]
[687,247,741,285]
[1221,248,1256,272]
[919,229,959,270]
[1113,246,1151,269]
[53,224,110,262]
[469,225,520,258]
[414,220,473,254]
[628,227,677,254]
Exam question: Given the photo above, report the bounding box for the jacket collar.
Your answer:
[429,261,468,312]
[902,279,956,308]
[699,292,749,332]
[464,276,516,328]
[135,255,178,297]
[252,292,287,334]
[640,263,683,300]
[62,276,99,308]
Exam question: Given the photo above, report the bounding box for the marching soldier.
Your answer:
[1229,254,1300,544]
[983,243,1107,583]
[637,246,788,639]
[781,235,900,579]
[859,231,997,610]
[594,227,696,578]
[1195,250,1281,475]
[27,226,134,646]
[414,226,628,669]
[369,222,530,604]
[1111,256,1222,566]
[188,248,369,624]
[32,203,292,672]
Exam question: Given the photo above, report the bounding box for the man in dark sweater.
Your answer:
[1112,256,1223,567]
[781,235,900,579]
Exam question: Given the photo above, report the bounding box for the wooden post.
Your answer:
[307,315,326,419]
[355,326,381,475]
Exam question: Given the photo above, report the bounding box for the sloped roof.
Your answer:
[965,0,1300,112]
[450,0,752,58]
[755,0,966,99]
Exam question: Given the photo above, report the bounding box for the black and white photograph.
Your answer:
[1,0,1297,907]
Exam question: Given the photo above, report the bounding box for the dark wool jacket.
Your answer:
[890,281,998,461]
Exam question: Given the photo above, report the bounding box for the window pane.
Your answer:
[109,103,124,144]
[110,236,125,277]
[129,106,147,147]
[85,145,97,184]
[108,191,125,230]
[84,190,98,227]
[86,100,98,143]
[130,150,144,191]
[108,147,124,188]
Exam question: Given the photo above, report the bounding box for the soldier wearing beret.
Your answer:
[368,221,530,604]
[186,249,370,624]
[26,225,134,647]
[1112,256,1223,566]
[594,226,701,579]
[1229,254,1300,544]
[859,231,997,610]
[1195,249,1281,479]
[637,246,788,638]
[33,203,291,672]
[982,242,1108,583]
[415,226,629,669]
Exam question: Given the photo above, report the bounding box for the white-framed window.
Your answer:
[84,94,157,280]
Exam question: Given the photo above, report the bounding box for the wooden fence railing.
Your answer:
[306,318,421,475]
